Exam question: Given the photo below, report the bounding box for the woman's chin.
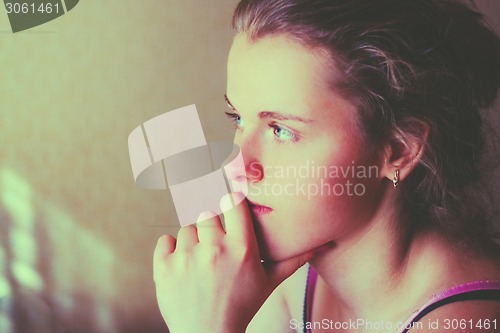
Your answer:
[258,238,336,264]
[256,240,286,262]
[258,244,305,263]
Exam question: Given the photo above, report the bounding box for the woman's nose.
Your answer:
[223,137,264,186]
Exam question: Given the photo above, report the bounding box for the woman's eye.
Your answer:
[270,123,299,143]
[224,112,243,128]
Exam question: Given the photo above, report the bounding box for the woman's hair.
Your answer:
[232,0,500,244]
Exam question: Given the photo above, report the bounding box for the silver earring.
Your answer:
[393,169,400,188]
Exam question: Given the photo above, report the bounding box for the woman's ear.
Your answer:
[380,119,429,185]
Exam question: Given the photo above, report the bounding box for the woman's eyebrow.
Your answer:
[258,111,314,123]
[224,94,313,123]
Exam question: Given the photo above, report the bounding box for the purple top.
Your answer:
[303,266,500,333]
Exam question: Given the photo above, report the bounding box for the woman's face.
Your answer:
[226,34,385,261]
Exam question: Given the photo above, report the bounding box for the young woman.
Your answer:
[153,1,500,332]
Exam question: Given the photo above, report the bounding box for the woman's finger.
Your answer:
[175,224,199,252]
[154,234,176,260]
[153,234,176,282]
[196,210,225,243]
[221,193,259,250]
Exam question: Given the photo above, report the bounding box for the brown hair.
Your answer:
[232,0,500,243]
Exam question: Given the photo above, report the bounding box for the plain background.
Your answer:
[0,1,498,332]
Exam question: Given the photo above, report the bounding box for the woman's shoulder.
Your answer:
[404,299,500,333]
[402,238,500,332]
[246,265,309,333]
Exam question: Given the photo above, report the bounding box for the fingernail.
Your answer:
[197,210,217,223]
[220,192,245,212]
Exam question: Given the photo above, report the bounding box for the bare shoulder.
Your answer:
[407,300,500,333]
[280,264,310,321]
[403,236,500,332]
[246,265,309,333]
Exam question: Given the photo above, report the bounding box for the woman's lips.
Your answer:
[247,200,273,216]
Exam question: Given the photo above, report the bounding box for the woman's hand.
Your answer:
[153,193,322,333]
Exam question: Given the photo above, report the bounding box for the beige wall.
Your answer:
[1,1,499,333]
[0,1,237,332]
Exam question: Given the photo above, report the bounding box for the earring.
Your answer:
[393,169,400,188]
